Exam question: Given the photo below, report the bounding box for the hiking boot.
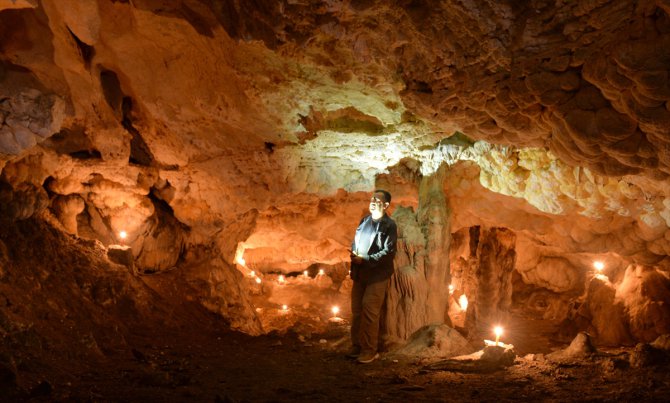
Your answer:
[356,351,379,364]
[346,345,361,359]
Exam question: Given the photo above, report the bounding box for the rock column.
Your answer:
[382,166,451,347]
[464,227,516,339]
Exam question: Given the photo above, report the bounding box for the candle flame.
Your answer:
[494,326,503,337]
[318,269,325,276]
[281,304,288,311]
[303,270,309,277]
[278,274,285,283]
[234,244,247,267]
[593,261,604,272]
[331,306,340,316]
[119,230,127,240]
[255,277,261,284]
[458,294,468,311]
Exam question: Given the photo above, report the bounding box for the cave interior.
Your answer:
[2,0,670,401]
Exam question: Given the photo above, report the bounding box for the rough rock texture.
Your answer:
[464,227,517,339]
[107,244,134,270]
[424,344,517,373]
[384,166,451,346]
[1,0,670,348]
[580,275,634,345]
[547,332,597,361]
[616,264,670,342]
[393,324,473,359]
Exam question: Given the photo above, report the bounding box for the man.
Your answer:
[349,189,397,364]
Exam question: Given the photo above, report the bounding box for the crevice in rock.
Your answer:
[179,2,215,38]
[0,60,32,78]
[298,106,387,142]
[147,189,186,229]
[76,202,114,245]
[468,226,480,257]
[66,27,94,68]
[42,176,55,197]
[99,69,123,119]
[41,127,101,159]
[133,191,189,274]
[407,80,433,94]
[122,97,154,167]
[206,1,281,49]
[439,132,476,148]
[69,150,102,160]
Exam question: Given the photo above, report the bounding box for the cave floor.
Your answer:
[2,219,670,402]
[15,322,670,403]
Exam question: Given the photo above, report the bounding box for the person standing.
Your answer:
[349,189,397,364]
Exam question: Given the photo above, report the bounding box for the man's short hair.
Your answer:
[374,189,392,204]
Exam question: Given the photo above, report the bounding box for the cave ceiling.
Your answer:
[1,0,670,272]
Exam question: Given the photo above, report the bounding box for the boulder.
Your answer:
[393,324,473,359]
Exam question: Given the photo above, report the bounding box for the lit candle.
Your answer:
[331,306,340,317]
[593,261,604,272]
[458,294,468,311]
[119,230,127,240]
[494,326,503,346]
[281,304,288,311]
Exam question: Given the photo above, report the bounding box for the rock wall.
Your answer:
[0,0,669,344]
[464,227,517,340]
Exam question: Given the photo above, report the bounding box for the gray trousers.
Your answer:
[351,278,389,353]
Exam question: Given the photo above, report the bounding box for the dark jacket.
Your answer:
[350,214,397,284]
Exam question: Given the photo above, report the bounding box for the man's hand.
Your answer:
[351,253,364,265]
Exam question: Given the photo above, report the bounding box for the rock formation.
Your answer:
[1,0,670,353]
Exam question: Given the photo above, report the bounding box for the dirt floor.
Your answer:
[10,323,670,402]
[2,218,670,402]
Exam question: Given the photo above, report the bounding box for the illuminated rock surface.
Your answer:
[1,1,670,400]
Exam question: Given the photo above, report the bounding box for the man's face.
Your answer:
[369,192,388,215]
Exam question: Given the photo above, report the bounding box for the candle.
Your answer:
[328,305,343,323]
[494,326,503,346]
[458,294,468,311]
[593,261,604,272]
